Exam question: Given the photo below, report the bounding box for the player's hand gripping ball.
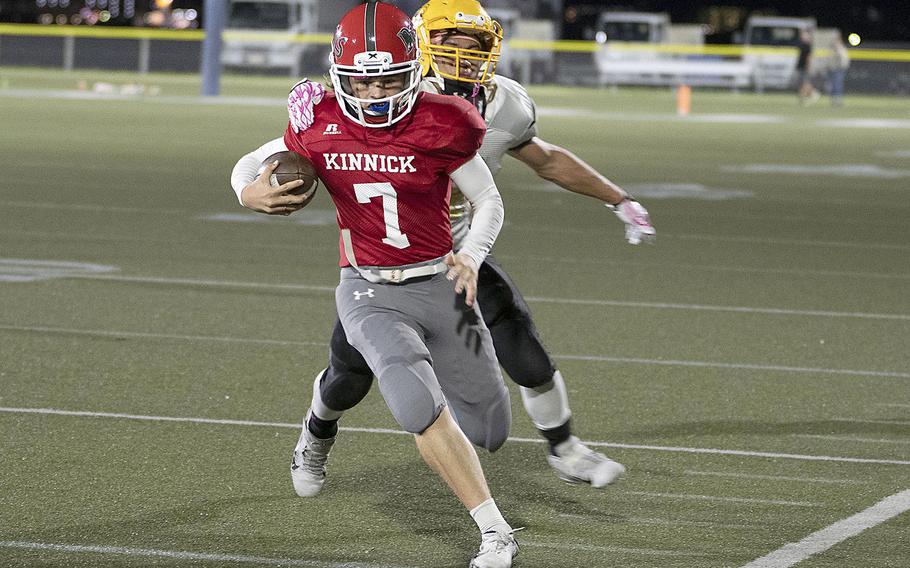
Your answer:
[258,151,319,211]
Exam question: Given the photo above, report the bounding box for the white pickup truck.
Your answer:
[220,0,319,75]
[593,12,754,88]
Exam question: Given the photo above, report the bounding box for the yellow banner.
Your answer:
[1,24,909,62]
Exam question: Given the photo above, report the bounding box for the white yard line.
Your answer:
[5,216,910,252]
[626,491,819,508]
[6,89,906,130]
[667,232,910,253]
[738,489,910,568]
[683,470,863,485]
[70,273,337,292]
[499,254,910,282]
[833,418,910,426]
[0,200,186,214]
[795,434,910,445]
[521,541,715,557]
[0,324,329,348]
[72,273,910,321]
[0,541,406,568]
[551,355,910,379]
[3,407,910,466]
[0,538,712,563]
[1,323,907,379]
[524,297,910,322]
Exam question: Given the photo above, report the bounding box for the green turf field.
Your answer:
[1,67,908,568]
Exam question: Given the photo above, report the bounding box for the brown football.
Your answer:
[260,151,318,196]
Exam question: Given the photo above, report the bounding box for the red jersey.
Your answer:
[284,92,486,268]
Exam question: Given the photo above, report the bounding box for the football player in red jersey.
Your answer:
[237,0,653,493]
[232,2,518,566]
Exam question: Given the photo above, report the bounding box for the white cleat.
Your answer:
[547,436,625,488]
[290,411,335,497]
[469,530,519,568]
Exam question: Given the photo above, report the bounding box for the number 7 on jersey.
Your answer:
[354,182,411,249]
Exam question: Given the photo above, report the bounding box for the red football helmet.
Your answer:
[330,1,422,128]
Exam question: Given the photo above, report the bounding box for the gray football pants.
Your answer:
[335,268,512,451]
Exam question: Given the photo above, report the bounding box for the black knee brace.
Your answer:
[477,258,557,388]
[320,317,374,411]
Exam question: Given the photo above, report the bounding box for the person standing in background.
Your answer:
[828,35,850,107]
[796,29,820,105]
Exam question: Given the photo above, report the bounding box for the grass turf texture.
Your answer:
[1,67,909,567]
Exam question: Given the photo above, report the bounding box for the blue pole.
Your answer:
[201,0,226,96]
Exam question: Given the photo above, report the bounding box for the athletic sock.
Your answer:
[307,412,338,440]
[469,498,510,535]
[540,419,572,456]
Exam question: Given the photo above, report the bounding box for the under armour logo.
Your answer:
[353,289,375,300]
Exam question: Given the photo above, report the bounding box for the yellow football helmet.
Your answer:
[413,0,503,84]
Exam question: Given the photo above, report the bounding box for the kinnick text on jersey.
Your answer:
[323,153,418,174]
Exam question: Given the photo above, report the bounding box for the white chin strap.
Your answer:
[520,370,571,430]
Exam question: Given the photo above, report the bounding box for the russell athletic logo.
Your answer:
[323,123,341,135]
[323,153,417,173]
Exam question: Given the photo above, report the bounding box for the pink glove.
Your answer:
[288,79,326,133]
[607,197,656,245]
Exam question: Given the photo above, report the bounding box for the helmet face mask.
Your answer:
[330,1,422,128]
[414,0,503,84]
[331,56,421,127]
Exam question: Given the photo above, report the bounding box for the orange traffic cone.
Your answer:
[676,84,691,116]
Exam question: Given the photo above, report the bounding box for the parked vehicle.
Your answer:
[742,16,816,89]
[594,12,752,88]
[221,0,318,74]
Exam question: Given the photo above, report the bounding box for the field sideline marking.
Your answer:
[0,541,407,568]
[22,272,910,322]
[667,232,910,253]
[1,323,908,379]
[627,491,818,507]
[833,418,910,426]
[738,489,910,568]
[2,407,910,466]
[6,89,910,128]
[500,254,910,282]
[684,470,863,485]
[6,218,910,252]
[0,539,716,563]
[524,297,910,322]
[520,541,714,557]
[2,323,908,379]
[795,434,910,445]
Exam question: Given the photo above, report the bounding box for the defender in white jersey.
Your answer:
[239,0,655,503]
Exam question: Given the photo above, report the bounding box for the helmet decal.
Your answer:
[398,26,417,56]
[332,33,348,59]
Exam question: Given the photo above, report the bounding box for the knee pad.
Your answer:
[452,389,512,452]
[520,370,571,430]
[377,361,444,435]
[482,394,512,452]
